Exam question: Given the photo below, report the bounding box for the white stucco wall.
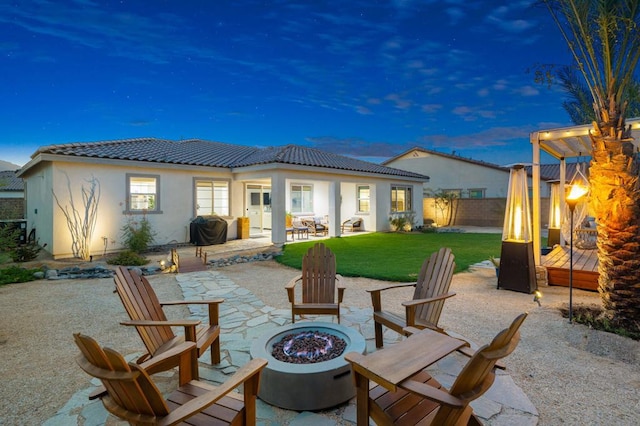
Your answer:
[26,159,238,259]
[22,154,427,257]
[386,151,510,198]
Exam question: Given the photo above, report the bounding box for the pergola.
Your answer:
[529,117,640,264]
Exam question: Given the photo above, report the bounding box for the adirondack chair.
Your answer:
[285,243,345,323]
[74,333,267,426]
[345,313,528,426]
[368,247,456,348]
[113,266,223,381]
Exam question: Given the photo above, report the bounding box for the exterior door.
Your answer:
[246,185,271,234]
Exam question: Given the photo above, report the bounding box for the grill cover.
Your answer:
[189,216,228,246]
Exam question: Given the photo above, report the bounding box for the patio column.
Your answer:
[328,180,341,237]
[532,136,541,265]
[271,172,286,246]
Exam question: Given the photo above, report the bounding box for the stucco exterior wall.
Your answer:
[27,160,237,259]
[385,151,510,198]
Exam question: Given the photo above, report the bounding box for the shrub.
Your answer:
[9,241,43,262]
[121,214,156,253]
[0,225,44,262]
[106,250,150,266]
[0,225,20,252]
[389,212,416,232]
[0,265,43,285]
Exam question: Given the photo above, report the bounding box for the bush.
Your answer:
[10,241,43,262]
[389,212,416,232]
[121,214,156,253]
[560,304,640,340]
[0,225,44,262]
[106,250,150,266]
[0,225,20,252]
[0,265,43,285]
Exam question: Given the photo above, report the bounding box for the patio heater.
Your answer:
[547,181,562,248]
[566,183,588,323]
[497,165,536,293]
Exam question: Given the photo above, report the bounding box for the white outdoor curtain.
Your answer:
[548,181,562,229]
[502,165,532,242]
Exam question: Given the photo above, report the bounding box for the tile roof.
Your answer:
[35,138,259,167]
[234,145,428,178]
[0,170,24,191]
[32,138,428,180]
[383,147,511,173]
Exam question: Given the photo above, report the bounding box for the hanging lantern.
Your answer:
[498,165,537,293]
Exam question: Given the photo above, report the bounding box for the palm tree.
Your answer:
[543,0,640,331]
[557,65,640,125]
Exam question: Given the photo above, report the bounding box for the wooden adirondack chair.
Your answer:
[113,266,223,381]
[368,247,456,348]
[285,243,345,323]
[74,333,267,426]
[346,313,528,426]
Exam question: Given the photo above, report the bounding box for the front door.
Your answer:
[246,184,272,235]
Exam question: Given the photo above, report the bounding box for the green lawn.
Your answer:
[276,232,503,282]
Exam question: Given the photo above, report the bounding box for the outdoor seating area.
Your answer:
[65,243,537,425]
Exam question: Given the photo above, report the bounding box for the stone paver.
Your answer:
[54,269,538,425]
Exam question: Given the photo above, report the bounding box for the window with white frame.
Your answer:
[291,184,313,213]
[127,174,160,212]
[357,185,370,213]
[195,180,229,216]
[391,185,412,212]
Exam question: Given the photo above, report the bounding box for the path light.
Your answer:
[533,290,543,307]
[547,181,562,247]
[566,182,588,323]
[497,165,537,293]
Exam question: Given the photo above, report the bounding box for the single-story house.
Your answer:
[17,138,428,259]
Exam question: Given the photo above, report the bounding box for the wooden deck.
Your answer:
[541,245,599,291]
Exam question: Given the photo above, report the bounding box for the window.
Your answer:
[127,174,160,213]
[357,185,370,213]
[468,188,485,199]
[442,189,462,199]
[291,184,313,213]
[195,180,229,216]
[391,185,412,212]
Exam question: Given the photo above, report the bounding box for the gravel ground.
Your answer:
[1,257,639,425]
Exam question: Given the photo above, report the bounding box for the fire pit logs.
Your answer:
[271,330,346,364]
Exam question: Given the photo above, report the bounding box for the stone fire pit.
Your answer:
[250,322,366,411]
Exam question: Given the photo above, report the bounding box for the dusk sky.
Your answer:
[1,0,575,167]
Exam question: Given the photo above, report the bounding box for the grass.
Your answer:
[276,232,502,282]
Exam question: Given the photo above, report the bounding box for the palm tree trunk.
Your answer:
[589,126,640,331]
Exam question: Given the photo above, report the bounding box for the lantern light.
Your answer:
[497,165,537,294]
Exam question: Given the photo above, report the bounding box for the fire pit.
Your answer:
[250,322,366,411]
